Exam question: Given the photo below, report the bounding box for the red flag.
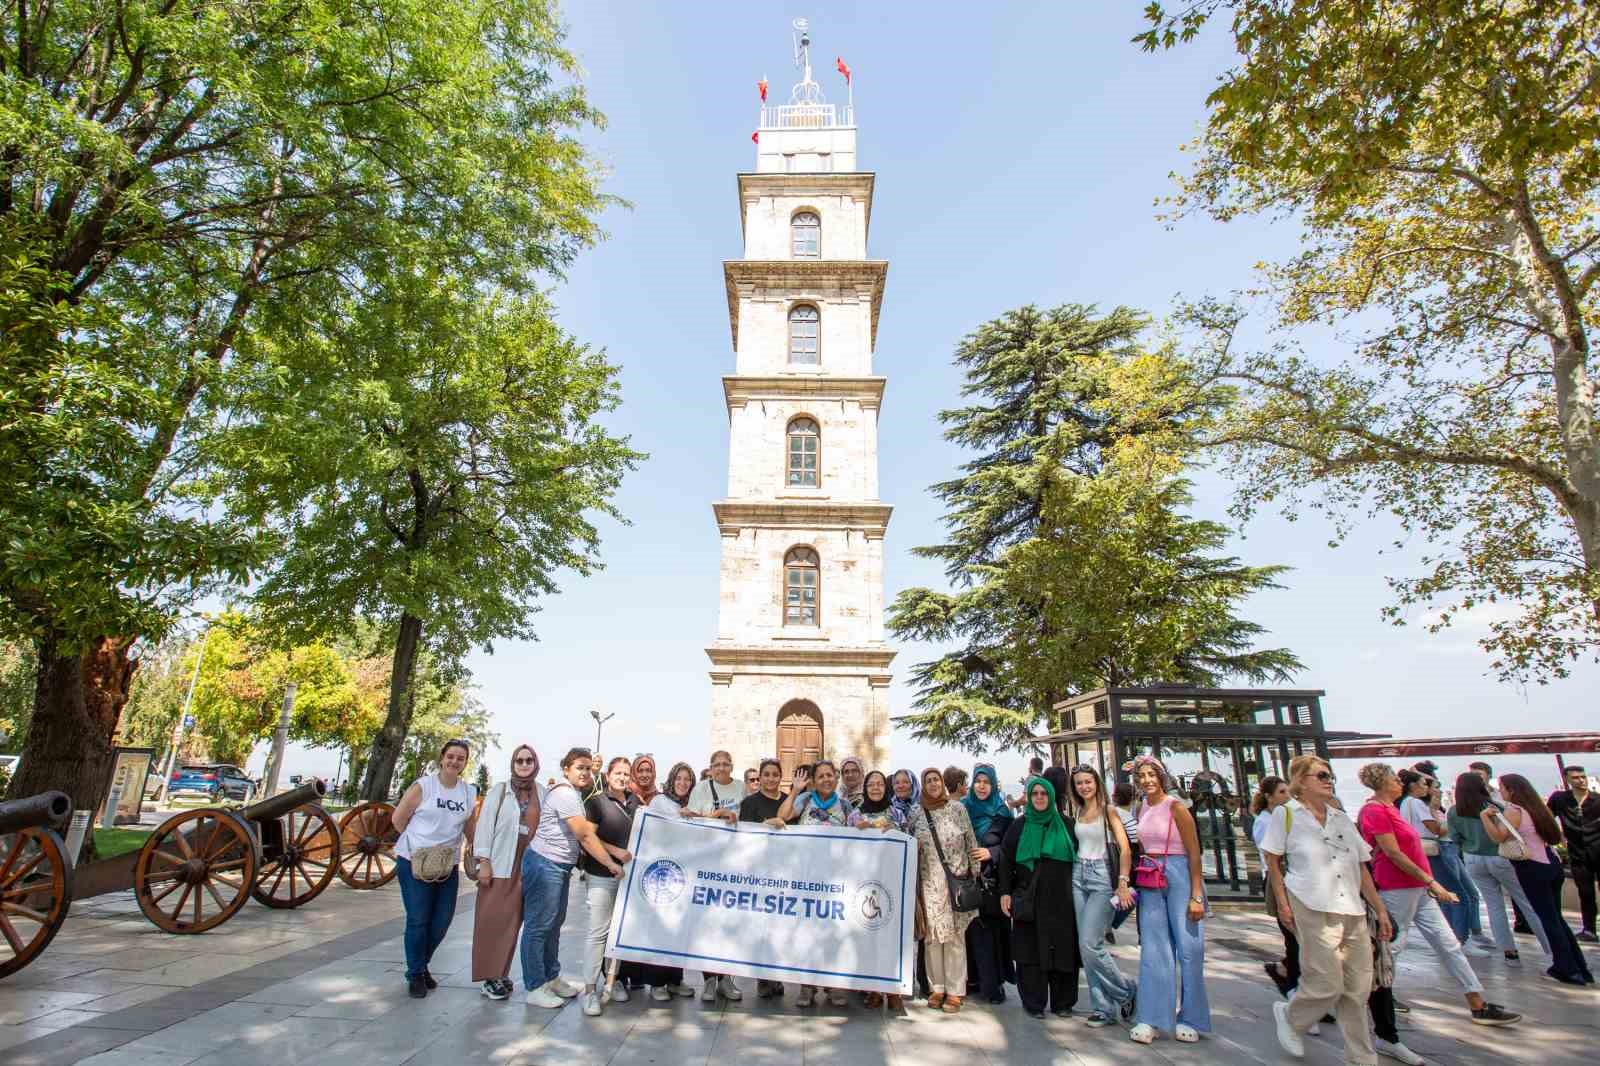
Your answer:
[758,78,768,102]
[836,57,851,84]
[751,131,759,144]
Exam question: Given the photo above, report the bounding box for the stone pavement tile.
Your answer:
[0,988,104,1024]
[19,1006,175,1033]
[75,1049,202,1066]
[73,983,180,1013]
[99,953,260,987]
[89,946,212,972]
[0,955,114,988]
[0,1024,147,1066]
[179,1014,371,1066]
[880,1007,996,1066]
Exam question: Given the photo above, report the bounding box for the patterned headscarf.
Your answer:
[890,768,920,826]
[664,762,696,808]
[962,764,1009,839]
[630,755,659,806]
[838,755,866,805]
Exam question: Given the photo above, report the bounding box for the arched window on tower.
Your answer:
[788,304,819,365]
[791,211,820,258]
[784,547,819,626]
[786,417,819,487]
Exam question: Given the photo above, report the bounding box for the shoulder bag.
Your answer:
[411,839,461,882]
[1492,808,1531,861]
[926,809,983,913]
[1132,803,1176,890]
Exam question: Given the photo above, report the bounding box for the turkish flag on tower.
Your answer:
[836,57,851,84]
[751,131,759,144]
[758,78,768,102]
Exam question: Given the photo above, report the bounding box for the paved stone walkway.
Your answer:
[1,877,1594,1065]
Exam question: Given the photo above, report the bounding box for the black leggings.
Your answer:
[1513,855,1593,980]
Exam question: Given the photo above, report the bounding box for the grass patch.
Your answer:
[93,826,152,860]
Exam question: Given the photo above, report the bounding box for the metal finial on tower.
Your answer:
[789,17,824,105]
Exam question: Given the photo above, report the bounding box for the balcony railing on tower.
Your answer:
[760,102,855,130]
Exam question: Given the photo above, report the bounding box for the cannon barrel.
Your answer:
[0,791,72,835]
[240,779,326,823]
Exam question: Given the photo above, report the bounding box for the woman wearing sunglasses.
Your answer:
[469,744,538,1001]
[1261,755,1395,1063]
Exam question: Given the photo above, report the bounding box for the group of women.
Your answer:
[386,738,1590,1058]
[1255,755,1598,1066]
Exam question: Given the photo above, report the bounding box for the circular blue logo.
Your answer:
[851,879,893,931]
[640,859,686,905]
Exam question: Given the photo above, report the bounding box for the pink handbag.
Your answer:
[1132,802,1176,890]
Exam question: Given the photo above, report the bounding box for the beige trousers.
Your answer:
[1288,893,1378,1066]
[925,937,968,997]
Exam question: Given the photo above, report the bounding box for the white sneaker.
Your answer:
[797,987,816,1007]
[582,990,603,1017]
[719,977,742,1002]
[1463,940,1496,957]
[1308,1021,1322,1036]
[1174,1023,1201,1043]
[525,986,565,1008]
[608,983,629,1003]
[1376,1038,1426,1065]
[1129,1023,1156,1044]
[700,978,719,1003]
[650,985,671,1002]
[546,976,581,999]
[1273,1002,1304,1057]
[669,982,695,997]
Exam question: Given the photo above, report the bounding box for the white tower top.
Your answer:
[755,17,857,174]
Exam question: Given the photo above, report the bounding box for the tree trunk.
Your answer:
[8,633,139,855]
[360,612,423,802]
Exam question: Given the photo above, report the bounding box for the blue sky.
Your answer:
[275,2,1594,798]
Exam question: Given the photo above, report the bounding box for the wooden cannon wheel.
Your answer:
[135,809,257,933]
[0,827,72,979]
[251,803,339,909]
[336,802,398,889]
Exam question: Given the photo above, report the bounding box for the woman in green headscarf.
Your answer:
[998,776,1082,1019]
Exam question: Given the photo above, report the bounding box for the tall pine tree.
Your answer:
[889,304,1300,752]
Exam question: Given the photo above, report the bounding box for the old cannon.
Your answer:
[335,801,399,889]
[134,779,338,933]
[0,791,73,979]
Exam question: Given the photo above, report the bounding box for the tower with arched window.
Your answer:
[707,25,893,777]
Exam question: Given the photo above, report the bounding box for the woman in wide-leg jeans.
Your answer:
[1067,765,1137,1025]
[1127,758,1210,1044]
[1074,859,1136,1017]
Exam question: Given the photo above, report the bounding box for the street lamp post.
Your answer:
[588,709,615,755]
[153,618,212,805]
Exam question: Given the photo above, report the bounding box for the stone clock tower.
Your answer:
[706,24,893,777]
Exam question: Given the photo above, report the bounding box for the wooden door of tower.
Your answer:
[777,700,823,780]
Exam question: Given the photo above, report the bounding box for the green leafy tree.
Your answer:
[117,635,197,759]
[0,642,35,750]
[227,267,639,800]
[1141,1,1600,680]
[890,304,1297,751]
[0,0,608,808]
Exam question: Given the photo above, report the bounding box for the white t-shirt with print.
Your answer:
[687,777,746,817]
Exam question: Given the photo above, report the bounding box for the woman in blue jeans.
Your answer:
[1128,756,1210,1044]
[391,739,478,999]
[1068,765,1137,1027]
[520,747,628,1008]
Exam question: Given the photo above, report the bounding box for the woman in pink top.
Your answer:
[1490,775,1593,985]
[1127,756,1208,1045]
[1358,764,1521,1026]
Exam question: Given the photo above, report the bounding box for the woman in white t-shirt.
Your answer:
[686,750,747,1004]
[391,739,478,999]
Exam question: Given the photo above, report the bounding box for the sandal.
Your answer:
[942,995,963,1013]
[927,991,946,1009]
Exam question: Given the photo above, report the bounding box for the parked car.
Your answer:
[168,764,255,802]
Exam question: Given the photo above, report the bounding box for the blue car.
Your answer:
[169,764,254,803]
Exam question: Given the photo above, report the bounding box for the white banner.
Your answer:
[605,810,918,994]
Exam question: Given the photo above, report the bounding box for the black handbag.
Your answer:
[1011,864,1040,922]
[927,811,983,913]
